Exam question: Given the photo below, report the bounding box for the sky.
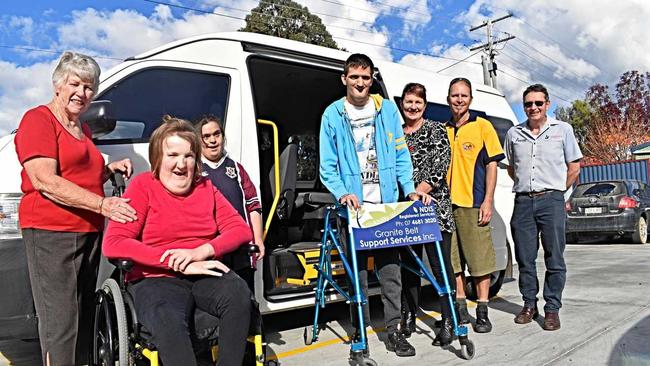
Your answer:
[0,0,648,136]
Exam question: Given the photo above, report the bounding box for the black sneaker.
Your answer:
[386,331,416,357]
[474,304,492,333]
[432,318,454,347]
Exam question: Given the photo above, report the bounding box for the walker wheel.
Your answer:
[303,326,315,345]
[356,357,378,366]
[460,339,475,360]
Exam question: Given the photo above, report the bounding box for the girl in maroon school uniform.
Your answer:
[195,115,264,291]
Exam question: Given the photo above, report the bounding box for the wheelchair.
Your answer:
[92,173,266,366]
[92,254,266,366]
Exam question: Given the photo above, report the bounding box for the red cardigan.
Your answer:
[103,172,252,281]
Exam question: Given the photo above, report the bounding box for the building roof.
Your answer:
[631,142,650,154]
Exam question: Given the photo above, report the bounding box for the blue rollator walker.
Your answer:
[303,201,475,364]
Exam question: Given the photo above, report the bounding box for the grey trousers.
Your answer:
[23,228,101,366]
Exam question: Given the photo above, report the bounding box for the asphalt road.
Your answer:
[2,243,649,366]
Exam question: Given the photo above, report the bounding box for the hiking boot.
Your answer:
[386,331,416,357]
[432,318,454,347]
[474,303,492,333]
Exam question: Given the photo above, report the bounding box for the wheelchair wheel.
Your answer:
[93,278,130,365]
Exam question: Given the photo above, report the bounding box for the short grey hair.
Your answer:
[52,51,101,91]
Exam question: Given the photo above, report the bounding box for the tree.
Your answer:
[555,71,650,163]
[240,0,339,50]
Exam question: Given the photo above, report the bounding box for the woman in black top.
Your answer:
[399,83,457,346]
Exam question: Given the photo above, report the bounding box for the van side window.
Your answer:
[94,68,230,144]
[393,98,513,146]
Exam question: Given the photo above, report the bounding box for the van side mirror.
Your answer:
[81,100,116,139]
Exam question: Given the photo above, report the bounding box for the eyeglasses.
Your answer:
[524,100,546,108]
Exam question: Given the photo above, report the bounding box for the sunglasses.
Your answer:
[524,100,546,108]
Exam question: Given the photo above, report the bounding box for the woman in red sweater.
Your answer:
[103,116,253,366]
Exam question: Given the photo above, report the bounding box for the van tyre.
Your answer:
[465,269,506,301]
[632,216,647,244]
[565,233,578,244]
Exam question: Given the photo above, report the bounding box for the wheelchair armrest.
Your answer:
[109,259,134,272]
[302,192,337,205]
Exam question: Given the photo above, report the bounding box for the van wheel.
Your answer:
[566,233,578,244]
[632,216,647,244]
[465,269,505,300]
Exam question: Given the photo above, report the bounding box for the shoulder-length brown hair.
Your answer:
[149,115,202,181]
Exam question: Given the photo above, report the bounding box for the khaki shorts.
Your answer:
[451,207,496,277]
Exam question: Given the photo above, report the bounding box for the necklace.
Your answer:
[404,118,424,134]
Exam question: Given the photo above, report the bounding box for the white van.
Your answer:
[0,32,517,326]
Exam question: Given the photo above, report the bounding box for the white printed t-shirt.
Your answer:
[345,99,381,204]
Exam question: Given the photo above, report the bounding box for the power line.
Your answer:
[499,68,572,103]
[0,45,124,61]
[515,16,606,77]
[498,61,576,102]
[143,0,380,36]
[317,0,430,24]
[256,0,423,27]
[142,0,481,65]
[436,49,482,73]
[514,37,586,81]
[506,44,567,78]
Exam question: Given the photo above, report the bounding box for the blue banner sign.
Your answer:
[348,201,442,251]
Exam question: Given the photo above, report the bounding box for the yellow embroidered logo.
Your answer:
[388,132,393,142]
[462,142,475,151]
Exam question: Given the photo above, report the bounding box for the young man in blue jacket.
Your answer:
[319,53,428,357]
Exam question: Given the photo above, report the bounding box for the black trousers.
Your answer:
[128,272,252,366]
[400,231,455,319]
[23,228,101,366]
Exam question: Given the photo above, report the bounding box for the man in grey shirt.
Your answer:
[503,84,582,331]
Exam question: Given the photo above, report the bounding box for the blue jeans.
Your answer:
[511,191,567,313]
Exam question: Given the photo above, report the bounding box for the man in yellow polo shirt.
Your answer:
[445,77,504,333]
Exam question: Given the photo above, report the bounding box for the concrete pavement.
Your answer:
[264,244,650,365]
[1,243,649,365]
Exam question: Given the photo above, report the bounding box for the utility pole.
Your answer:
[470,14,515,89]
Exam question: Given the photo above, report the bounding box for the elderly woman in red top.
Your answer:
[15,51,136,366]
[103,116,253,366]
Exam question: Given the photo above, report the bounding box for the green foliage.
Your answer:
[240,0,339,50]
[554,99,593,144]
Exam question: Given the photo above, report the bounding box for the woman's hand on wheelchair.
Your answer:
[160,244,215,272]
[180,260,230,276]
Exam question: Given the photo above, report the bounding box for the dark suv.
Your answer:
[565,180,650,243]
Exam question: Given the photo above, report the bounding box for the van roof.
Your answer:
[119,31,503,97]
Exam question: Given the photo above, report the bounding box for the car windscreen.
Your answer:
[573,182,626,197]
